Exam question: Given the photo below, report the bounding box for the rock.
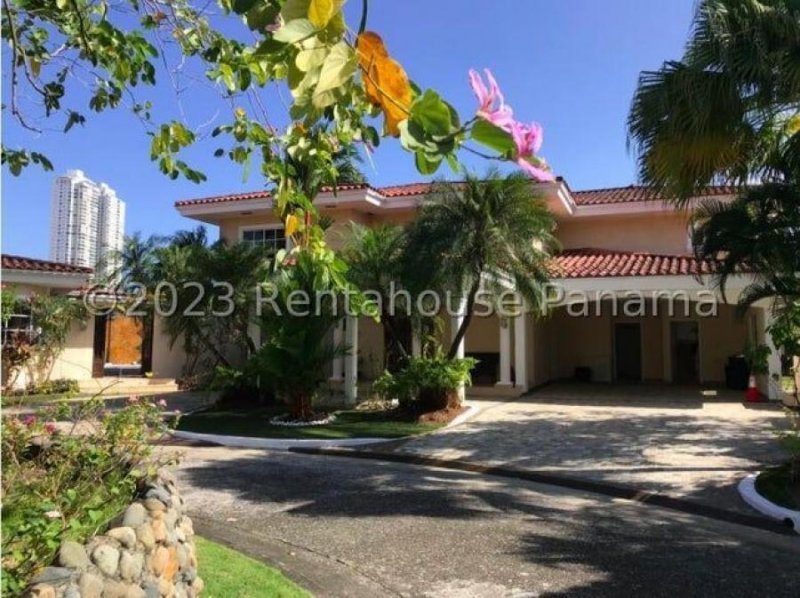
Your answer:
[163,546,179,581]
[145,487,172,507]
[107,526,137,549]
[122,504,148,528]
[157,577,174,597]
[176,545,189,569]
[31,567,73,586]
[64,584,81,598]
[119,551,144,581]
[180,567,196,583]
[190,577,204,595]
[175,526,186,543]
[58,541,89,570]
[91,544,120,577]
[150,546,169,576]
[163,509,178,529]
[143,498,166,513]
[28,584,56,598]
[156,468,176,486]
[136,524,156,550]
[102,580,138,598]
[78,573,104,598]
[143,581,161,598]
[178,517,194,538]
[151,519,167,543]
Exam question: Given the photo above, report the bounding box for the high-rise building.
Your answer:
[49,170,125,279]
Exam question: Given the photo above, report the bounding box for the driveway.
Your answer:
[175,447,800,597]
[392,383,791,512]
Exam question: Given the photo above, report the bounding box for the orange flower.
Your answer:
[357,32,412,136]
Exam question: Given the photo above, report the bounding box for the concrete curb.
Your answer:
[170,403,480,451]
[738,474,800,534]
[288,446,797,537]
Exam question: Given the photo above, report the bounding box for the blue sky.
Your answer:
[2,0,696,259]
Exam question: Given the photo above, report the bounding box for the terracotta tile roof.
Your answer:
[176,181,739,207]
[174,183,372,207]
[1,254,93,274]
[551,248,714,278]
[570,185,737,206]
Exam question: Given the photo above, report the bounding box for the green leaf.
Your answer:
[218,64,236,92]
[470,119,516,156]
[313,41,355,106]
[296,38,329,72]
[308,0,341,28]
[415,151,443,175]
[281,0,311,21]
[273,18,317,44]
[410,89,453,137]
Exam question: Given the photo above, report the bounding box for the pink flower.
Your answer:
[22,415,36,428]
[44,423,57,434]
[127,395,140,404]
[469,69,514,129]
[157,399,167,408]
[509,121,555,182]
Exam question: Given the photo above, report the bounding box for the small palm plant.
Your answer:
[403,169,558,359]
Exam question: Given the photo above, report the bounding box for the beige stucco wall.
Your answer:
[556,212,692,255]
[540,300,748,385]
[150,316,189,379]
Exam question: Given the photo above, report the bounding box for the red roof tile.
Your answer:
[571,185,737,206]
[174,183,372,207]
[551,248,713,278]
[2,254,93,274]
[175,181,738,207]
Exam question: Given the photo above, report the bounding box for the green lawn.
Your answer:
[755,464,800,510]
[177,404,443,439]
[196,536,309,598]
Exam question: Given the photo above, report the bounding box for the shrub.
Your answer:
[1,397,173,595]
[373,354,477,412]
[9,378,81,397]
[779,409,800,483]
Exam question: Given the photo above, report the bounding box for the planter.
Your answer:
[417,387,461,413]
[738,474,800,534]
[24,469,203,597]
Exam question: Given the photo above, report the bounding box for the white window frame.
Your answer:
[239,223,290,252]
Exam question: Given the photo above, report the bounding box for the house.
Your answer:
[1,254,185,392]
[175,179,783,402]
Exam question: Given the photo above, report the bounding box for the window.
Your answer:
[241,227,286,254]
[2,312,35,345]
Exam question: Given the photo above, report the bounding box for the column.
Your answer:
[496,317,512,386]
[514,309,528,392]
[451,296,466,400]
[763,308,782,401]
[344,315,359,405]
[411,323,422,358]
[450,299,466,359]
[330,320,344,381]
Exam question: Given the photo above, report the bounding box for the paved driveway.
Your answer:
[175,448,800,597]
[393,383,791,512]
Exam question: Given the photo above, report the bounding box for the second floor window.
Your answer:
[241,227,286,254]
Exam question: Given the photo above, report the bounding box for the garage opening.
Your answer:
[614,323,642,381]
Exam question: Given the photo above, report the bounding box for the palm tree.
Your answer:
[627,0,800,201]
[107,232,163,288]
[169,226,208,249]
[344,223,410,368]
[404,170,558,359]
[692,182,800,310]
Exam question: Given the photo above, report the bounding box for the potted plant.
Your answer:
[743,342,771,402]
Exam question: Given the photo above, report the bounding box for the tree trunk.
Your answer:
[447,278,482,360]
[289,391,314,421]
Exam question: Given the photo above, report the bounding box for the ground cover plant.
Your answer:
[0,397,172,595]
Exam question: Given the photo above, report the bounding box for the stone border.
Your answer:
[170,403,480,450]
[738,474,800,534]
[24,468,202,597]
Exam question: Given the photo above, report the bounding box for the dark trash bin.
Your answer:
[725,355,749,390]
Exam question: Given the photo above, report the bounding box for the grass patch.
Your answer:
[755,464,800,510]
[177,404,444,439]
[196,536,309,598]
